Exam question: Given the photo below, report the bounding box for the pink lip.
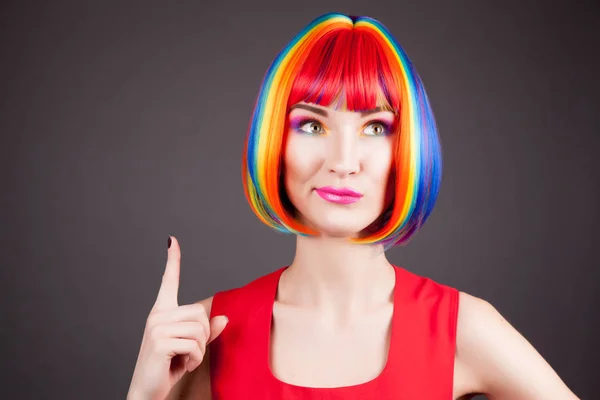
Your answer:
[314,186,363,205]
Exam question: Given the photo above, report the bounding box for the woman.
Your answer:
[127,13,579,400]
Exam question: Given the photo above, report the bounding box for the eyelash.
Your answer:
[290,118,393,136]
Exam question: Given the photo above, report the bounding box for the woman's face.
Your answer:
[283,101,396,238]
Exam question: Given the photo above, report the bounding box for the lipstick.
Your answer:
[314,186,363,205]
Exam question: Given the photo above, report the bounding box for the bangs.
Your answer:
[287,28,401,113]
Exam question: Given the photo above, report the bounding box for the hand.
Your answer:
[127,236,228,400]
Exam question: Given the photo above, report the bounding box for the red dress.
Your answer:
[209,265,459,399]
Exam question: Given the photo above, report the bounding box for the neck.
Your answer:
[279,234,395,316]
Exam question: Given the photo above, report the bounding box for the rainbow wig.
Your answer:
[242,12,441,249]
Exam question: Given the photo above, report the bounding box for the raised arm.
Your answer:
[127,236,225,400]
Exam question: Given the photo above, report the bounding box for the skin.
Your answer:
[130,102,580,400]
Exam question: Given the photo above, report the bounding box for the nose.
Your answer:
[326,131,360,178]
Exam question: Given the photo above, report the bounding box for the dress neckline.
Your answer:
[262,265,401,392]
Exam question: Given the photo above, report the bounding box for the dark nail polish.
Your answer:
[168,236,172,249]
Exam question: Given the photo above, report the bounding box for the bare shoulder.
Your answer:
[452,292,488,398]
[455,291,579,399]
[165,296,214,400]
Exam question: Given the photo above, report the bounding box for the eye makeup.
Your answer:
[363,119,394,136]
[289,116,326,135]
[288,115,396,136]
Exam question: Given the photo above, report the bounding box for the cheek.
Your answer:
[283,134,324,185]
[363,140,394,186]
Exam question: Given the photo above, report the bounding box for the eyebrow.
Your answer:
[289,104,393,117]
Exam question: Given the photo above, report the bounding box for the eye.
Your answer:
[363,121,391,136]
[296,119,325,135]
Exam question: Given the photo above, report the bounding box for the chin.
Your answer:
[303,211,378,238]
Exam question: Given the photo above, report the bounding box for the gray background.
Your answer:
[1,0,598,399]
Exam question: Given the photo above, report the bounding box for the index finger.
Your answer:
[153,235,181,310]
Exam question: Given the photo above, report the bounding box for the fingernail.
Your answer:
[167,236,172,249]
